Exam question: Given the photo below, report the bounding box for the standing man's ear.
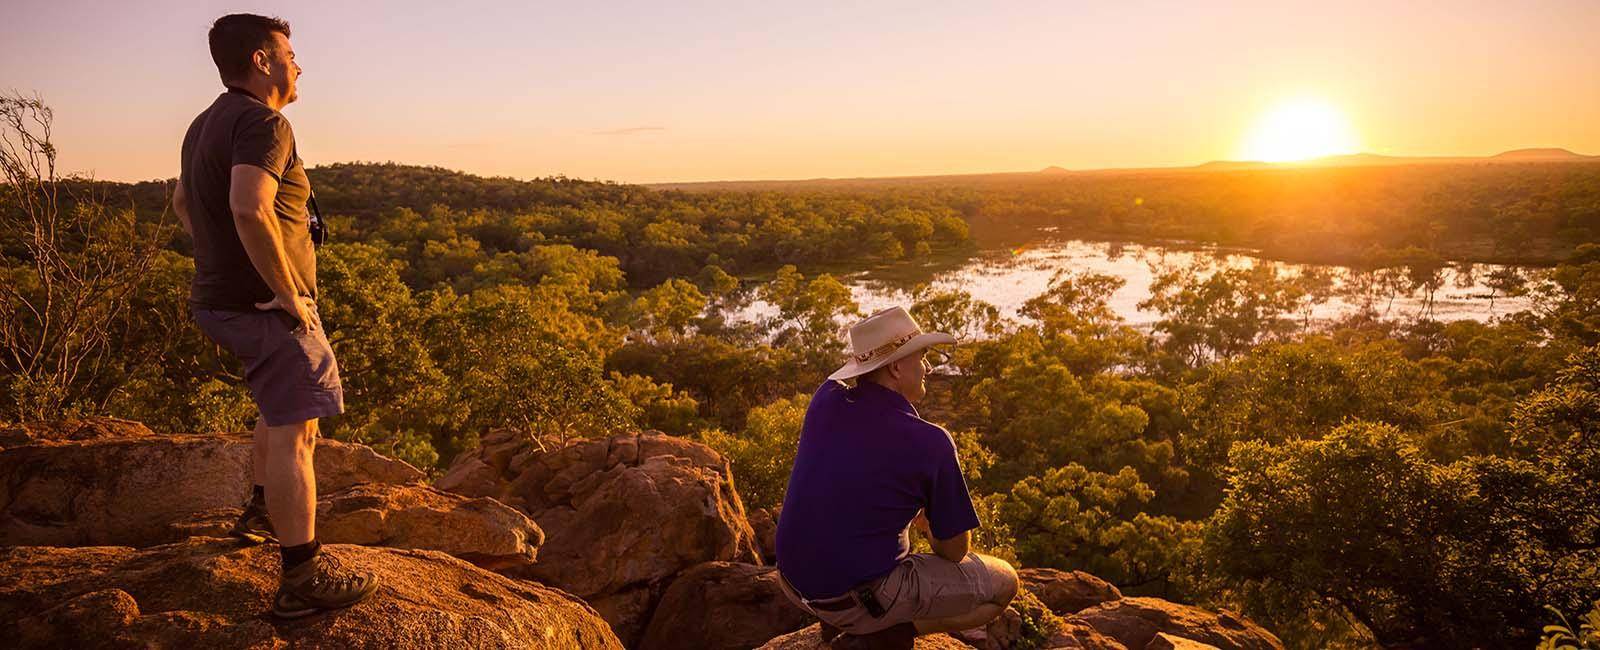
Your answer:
[252,49,271,76]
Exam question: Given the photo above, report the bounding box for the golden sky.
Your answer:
[3,0,1597,183]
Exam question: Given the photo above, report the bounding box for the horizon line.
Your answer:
[68,146,1598,187]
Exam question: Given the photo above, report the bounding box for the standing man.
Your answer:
[173,13,377,618]
[775,307,1018,649]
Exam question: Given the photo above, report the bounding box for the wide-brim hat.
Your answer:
[829,306,956,381]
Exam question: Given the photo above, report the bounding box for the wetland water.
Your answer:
[730,238,1535,330]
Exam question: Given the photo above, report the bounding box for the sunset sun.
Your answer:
[1239,97,1360,162]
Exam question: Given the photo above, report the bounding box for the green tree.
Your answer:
[314,242,449,468]
[760,265,861,354]
[994,463,1201,596]
[910,286,1003,340]
[1205,381,1600,649]
[631,278,708,341]
[1541,601,1600,650]
[1182,338,1445,477]
[609,371,702,436]
[0,94,171,421]
[1141,262,1304,366]
[962,329,1182,492]
[698,393,809,511]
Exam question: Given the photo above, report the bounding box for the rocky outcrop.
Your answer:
[0,537,621,649]
[1045,622,1131,649]
[1020,568,1123,615]
[172,483,543,571]
[440,430,761,646]
[1147,633,1221,649]
[949,605,1025,650]
[638,561,812,650]
[436,428,529,498]
[1069,598,1283,650]
[758,624,972,650]
[0,429,424,547]
[0,417,154,448]
[750,506,779,564]
[312,483,541,570]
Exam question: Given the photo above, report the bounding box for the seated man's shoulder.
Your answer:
[900,416,956,449]
[813,379,847,399]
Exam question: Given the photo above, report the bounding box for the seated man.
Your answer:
[775,306,1019,648]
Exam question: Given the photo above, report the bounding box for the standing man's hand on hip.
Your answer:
[256,294,319,332]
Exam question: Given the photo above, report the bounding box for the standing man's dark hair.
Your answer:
[173,12,378,619]
[209,14,293,84]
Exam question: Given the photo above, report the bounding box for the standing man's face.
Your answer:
[261,32,302,105]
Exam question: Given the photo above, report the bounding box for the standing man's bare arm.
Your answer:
[229,164,317,330]
[173,178,194,238]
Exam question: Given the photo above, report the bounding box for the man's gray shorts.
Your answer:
[778,553,1009,635]
[193,305,344,427]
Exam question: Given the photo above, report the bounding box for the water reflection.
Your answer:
[729,239,1536,331]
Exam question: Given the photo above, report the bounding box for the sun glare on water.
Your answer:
[1239,97,1360,163]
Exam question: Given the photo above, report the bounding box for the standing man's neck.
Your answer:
[229,80,286,111]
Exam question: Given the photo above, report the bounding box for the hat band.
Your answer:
[853,330,921,364]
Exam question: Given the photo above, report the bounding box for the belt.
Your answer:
[778,570,879,612]
[806,594,858,612]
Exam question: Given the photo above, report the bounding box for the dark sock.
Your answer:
[249,485,267,508]
[281,539,321,571]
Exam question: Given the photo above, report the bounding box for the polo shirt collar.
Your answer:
[225,85,268,106]
[853,380,919,418]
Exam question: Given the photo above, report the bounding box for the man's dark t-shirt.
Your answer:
[180,88,315,310]
[775,380,981,600]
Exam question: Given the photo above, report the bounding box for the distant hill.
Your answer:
[1492,147,1589,161]
[650,148,1599,191]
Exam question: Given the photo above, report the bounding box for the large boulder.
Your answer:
[1045,622,1131,649]
[1020,568,1123,616]
[750,506,779,564]
[0,427,424,547]
[440,431,761,646]
[172,483,543,571]
[0,537,621,649]
[638,561,812,650]
[1147,633,1221,650]
[0,417,154,448]
[436,427,527,498]
[758,624,971,650]
[1068,598,1283,650]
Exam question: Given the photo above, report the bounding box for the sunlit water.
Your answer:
[727,239,1536,332]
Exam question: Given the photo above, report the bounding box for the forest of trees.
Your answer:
[664,161,1600,267]
[4,95,1598,648]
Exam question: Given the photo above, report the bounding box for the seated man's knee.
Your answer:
[979,554,1019,605]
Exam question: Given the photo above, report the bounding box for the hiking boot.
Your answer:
[829,622,917,650]
[271,551,380,619]
[229,500,276,545]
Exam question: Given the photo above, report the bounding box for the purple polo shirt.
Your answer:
[775,380,981,599]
